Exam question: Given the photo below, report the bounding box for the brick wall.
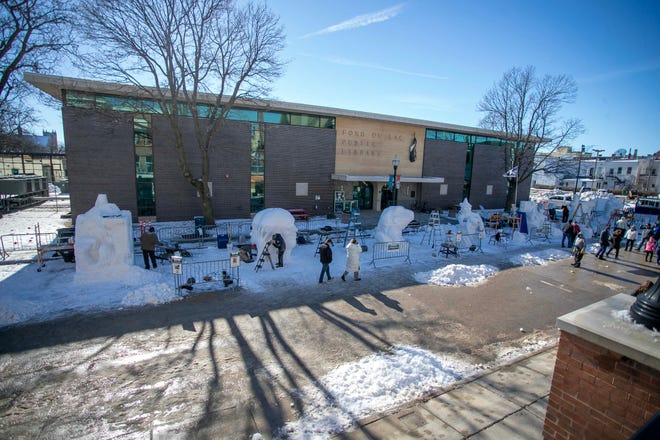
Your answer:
[543,331,660,439]
[421,139,465,210]
[63,107,137,222]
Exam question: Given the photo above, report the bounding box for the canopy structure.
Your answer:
[331,174,444,183]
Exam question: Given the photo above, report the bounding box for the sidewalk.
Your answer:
[339,346,557,439]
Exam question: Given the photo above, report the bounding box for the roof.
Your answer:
[24,72,503,137]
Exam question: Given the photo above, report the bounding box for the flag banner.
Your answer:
[503,166,518,178]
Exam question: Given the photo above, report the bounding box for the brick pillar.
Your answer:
[543,331,660,439]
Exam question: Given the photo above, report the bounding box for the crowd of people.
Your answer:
[562,209,660,268]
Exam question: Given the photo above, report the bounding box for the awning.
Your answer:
[331,174,444,183]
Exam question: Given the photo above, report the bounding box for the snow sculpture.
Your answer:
[74,194,134,282]
[518,200,545,230]
[455,198,485,249]
[373,206,414,242]
[251,208,298,259]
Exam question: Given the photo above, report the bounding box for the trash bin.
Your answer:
[217,234,229,249]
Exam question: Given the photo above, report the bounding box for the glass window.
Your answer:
[626,167,632,174]
[454,133,467,143]
[290,113,320,127]
[617,167,622,174]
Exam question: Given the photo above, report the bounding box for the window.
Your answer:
[486,185,493,195]
[617,167,622,174]
[609,169,614,175]
[626,167,632,174]
[440,184,448,195]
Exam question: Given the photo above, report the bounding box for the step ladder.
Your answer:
[254,242,274,272]
[421,210,441,245]
[344,208,366,244]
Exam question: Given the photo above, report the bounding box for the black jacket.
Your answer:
[272,234,286,251]
[319,243,333,264]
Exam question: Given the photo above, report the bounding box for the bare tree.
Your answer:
[478,66,584,208]
[0,0,73,132]
[76,0,285,222]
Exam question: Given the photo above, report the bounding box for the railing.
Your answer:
[431,232,484,256]
[370,241,411,267]
[133,221,253,248]
[171,257,240,294]
[0,231,58,261]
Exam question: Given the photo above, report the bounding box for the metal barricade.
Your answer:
[370,241,411,267]
[1,231,58,261]
[171,257,240,293]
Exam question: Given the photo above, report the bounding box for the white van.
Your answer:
[549,194,573,203]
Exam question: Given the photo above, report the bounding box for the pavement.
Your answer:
[336,346,557,439]
[1,210,658,439]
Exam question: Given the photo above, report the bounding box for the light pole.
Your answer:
[573,145,585,194]
[392,154,400,206]
[593,148,604,189]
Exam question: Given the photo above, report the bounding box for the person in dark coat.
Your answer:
[606,228,623,259]
[140,226,162,270]
[270,233,286,267]
[561,222,572,248]
[637,223,653,251]
[561,205,569,223]
[318,238,334,284]
[596,226,610,260]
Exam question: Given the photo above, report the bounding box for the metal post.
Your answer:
[392,154,400,206]
[593,148,604,189]
[573,145,585,194]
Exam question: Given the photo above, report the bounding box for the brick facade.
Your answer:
[63,107,137,221]
[421,139,467,209]
[264,124,336,214]
[543,331,660,439]
[152,117,252,221]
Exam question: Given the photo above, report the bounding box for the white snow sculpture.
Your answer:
[518,200,545,230]
[374,206,414,243]
[456,198,485,248]
[74,194,134,282]
[251,208,298,259]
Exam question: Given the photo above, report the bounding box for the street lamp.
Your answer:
[392,154,400,206]
[593,148,604,189]
[573,145,585,194]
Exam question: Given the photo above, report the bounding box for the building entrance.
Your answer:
[352,182,373,210]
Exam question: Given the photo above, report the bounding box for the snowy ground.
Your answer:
[1,196,646,440]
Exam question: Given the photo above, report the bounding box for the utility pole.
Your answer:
[593,148,604,189]
[573,145,585,194]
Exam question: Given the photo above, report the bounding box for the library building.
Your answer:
[26,72,530,223]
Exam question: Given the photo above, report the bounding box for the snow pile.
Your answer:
[276,345,481,439]
[414,264,499,286]
[509,249,571,266]
[74,194,135,282]
[608,309,660,340]
[373,206,414,242]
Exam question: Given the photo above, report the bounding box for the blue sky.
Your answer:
[33,0,660,156]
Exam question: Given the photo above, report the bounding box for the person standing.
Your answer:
[318,238,334,284]
[561,205,569,223]
[596,226,610,260]
[644,236,656,262]
[140,226,162,270]
[606,228,623,259]
[637,223,653,251]
[270,233,286,267]
[561,221,573,248]
[341,238,362,281]
[571,232,586,268]
[571,221,581,246]
[624,226,637,252]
